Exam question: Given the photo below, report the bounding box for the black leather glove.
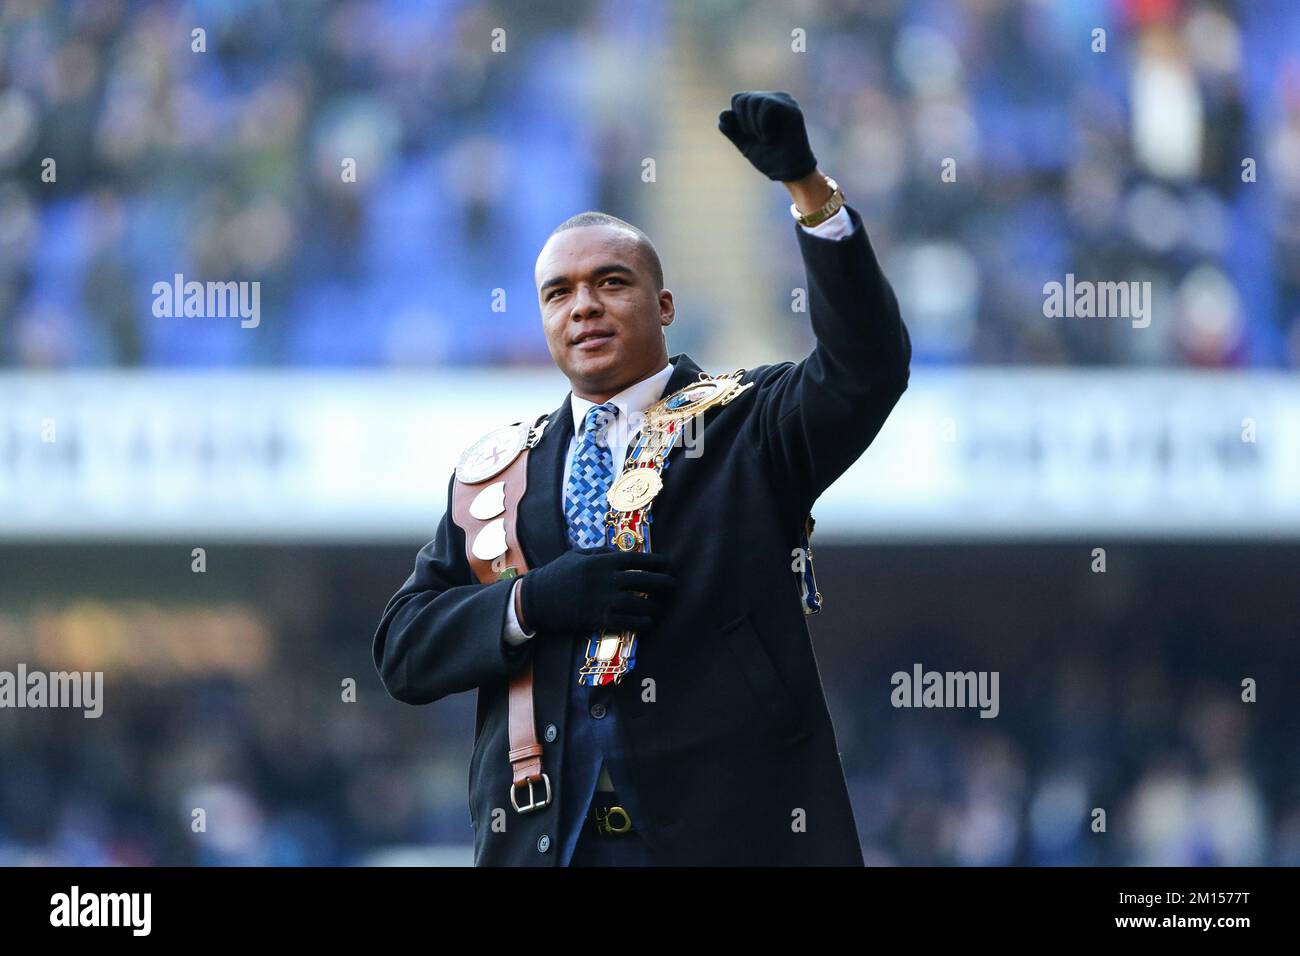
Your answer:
[718,90,818,182]
[519,547,677,636]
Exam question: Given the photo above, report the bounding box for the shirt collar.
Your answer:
[570,359,674,447]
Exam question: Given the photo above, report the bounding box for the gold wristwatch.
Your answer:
[790,175,845,228]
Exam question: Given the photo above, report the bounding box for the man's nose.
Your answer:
[570,283,603,317]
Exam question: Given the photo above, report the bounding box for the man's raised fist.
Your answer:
[717,90,818,183]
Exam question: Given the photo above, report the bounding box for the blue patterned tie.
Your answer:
[565,402,619,550]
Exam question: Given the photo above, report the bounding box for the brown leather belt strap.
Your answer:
[508,675,544,786]
[450,417,550,813]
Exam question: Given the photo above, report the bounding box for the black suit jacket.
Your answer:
[373,205,911,865]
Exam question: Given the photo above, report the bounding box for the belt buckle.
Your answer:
[593,804,632,835]
[509,773,552,813]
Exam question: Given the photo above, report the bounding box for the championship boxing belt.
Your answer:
[582,369,754,686]
[451,413,552,813]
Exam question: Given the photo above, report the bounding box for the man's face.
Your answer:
[535,225,674,401]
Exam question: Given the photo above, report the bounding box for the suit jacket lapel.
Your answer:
[518,392,574,572]
[517,352,705,570]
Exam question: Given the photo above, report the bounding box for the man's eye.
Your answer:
[547,289,567,300]
[604,277,625,285]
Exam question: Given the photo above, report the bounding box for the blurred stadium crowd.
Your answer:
[0,0,1298,369]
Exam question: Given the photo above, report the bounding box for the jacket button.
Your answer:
[537,834,551,853]
[544,723,557,742]
[590,703,607,719]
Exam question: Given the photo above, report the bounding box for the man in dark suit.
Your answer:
[373,91,911,865]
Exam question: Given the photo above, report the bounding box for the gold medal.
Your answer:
[613,528,644,551]
[607,468,663,512]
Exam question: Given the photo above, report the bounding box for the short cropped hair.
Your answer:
[547,211,665,291]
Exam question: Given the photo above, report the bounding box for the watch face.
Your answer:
[456,424,528,484]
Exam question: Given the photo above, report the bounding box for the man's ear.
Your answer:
[659,289,675,327]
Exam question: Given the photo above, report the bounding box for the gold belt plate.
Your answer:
[607,468,663,512]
